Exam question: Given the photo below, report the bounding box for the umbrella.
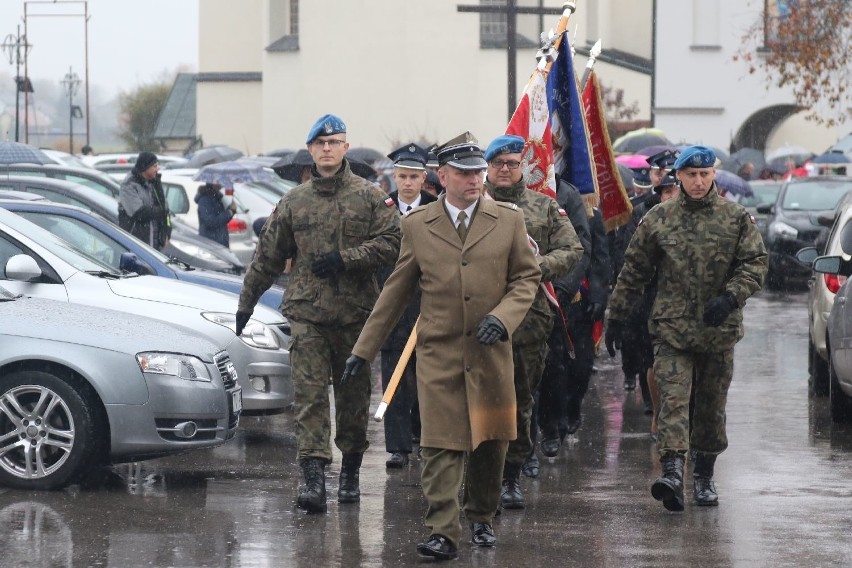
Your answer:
[193,160,276,187]
[184,145,244,168]
[812,151,849,164]
[615,154,652,168]
[765,145,810,163]
[731,147,766,172]
[346,147,386,165]
[272,150,376,183]
[635,144,677,157]
[0,141,52,165]
[612,128,670,154]
[714,169,753,198]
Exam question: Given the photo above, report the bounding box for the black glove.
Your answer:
[341,355,366,386]
[586,302,605,322]
[703,292,738,327]
[235,310,252,336]
[311,251,345,278]
[476,315,507,345]
[605,319,624,357]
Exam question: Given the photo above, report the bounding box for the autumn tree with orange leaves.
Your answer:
[734,0,850,127]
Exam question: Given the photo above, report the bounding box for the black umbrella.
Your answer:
[613,133,671,154]
[731,148,766,172]
[0,141,51,165]
[272,150,376,183]
[183,145,244,168]
[346,147,386,165]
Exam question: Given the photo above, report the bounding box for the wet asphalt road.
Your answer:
[3,289,852,567]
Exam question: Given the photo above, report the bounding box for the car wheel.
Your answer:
[0,370,103,490]
[828,354,852,423]
[809,339,830,397]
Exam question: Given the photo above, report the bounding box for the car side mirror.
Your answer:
[816,213,837,228]
[5,254,42,281]
[812,256,842,274]
[795,247,819,266]
[119,252,153,275]
[756,204,774,214]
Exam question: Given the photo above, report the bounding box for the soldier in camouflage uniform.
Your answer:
[236,114,401,513]
[605,146,767,511]
[482,135,583,510]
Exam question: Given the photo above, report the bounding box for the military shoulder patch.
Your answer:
[384,197,395,207]
[495,202,519,211]
[557,208,568,216]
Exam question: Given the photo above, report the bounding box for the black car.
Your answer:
[0,175,244,274]
[758,176,852,288]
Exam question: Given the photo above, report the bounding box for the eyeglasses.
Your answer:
[490,159,521,170]
[310,139,346,149]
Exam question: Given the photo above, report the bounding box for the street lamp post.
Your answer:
[1,25,33,142]
[61,66,81,153]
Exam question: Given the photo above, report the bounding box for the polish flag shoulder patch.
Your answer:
[384,197,395,207]
[557,207,568,216]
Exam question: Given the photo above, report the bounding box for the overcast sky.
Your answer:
[0,0,198,98]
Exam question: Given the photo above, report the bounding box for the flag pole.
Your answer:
[374,316,419,422]
[579,38,602,91]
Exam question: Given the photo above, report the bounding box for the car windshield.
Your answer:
[0,208,119,274]
[740,183,782,208]
[0,283,17,300]
[238,182,285,204]
[782,180,852,211]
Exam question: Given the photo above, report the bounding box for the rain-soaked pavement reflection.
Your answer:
[3,290,852,567]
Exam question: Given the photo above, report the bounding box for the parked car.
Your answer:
[798,190,852,396]
[740,179,783,240]
[39,149,92,170]
[0,283,241,489]
[159,173,257,264]
[0,199,284,309]
[811,252,852,422]
[757,176,852,288]
[0,175,244,274]
[0,207,292,414]
[0,162,120,198]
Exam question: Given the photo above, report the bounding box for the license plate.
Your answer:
[231,388,242,413]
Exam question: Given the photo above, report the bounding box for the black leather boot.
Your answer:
[693,453,718,506]
[624,372,637,391]
[651,456,685,511]
[297,458,327,513]
[500,462,525,509]
[338,452,362,503]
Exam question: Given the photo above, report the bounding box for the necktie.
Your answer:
[406,205,412,212]
[456,211,468,243]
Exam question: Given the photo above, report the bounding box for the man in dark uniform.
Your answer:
[529,180,591,467]
[236,114,401,513]
[606,146,767,511]
[482,135,583,509]
[379,143,436,468]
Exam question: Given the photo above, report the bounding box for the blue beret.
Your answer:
[672,145,716,170]
[387,143,428,170]
[484,135,526,162]
[305,114,346,144]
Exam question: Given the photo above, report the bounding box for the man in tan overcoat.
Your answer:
[342,132,541,561]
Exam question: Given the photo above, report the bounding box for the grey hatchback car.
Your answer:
[0,285,241,490]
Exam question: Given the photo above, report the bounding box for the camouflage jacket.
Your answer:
[239,160,401,325]
[608,184,767,352]
[485,179,584,345]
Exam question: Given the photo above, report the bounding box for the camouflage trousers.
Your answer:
[654,341,734,460]
[506,340,548,465]
[289,319,372,463]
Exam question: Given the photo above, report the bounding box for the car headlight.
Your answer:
[169,239,223,263]
[136,352,212,382]
[202,312,281,350]
[769,221,798,240]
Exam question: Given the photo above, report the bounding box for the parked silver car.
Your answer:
[0,208,292,415]
[0,284,240,490]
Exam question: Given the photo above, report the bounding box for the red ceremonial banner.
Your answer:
[582,71,632,232]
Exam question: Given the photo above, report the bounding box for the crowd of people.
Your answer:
[212,113,769,561]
